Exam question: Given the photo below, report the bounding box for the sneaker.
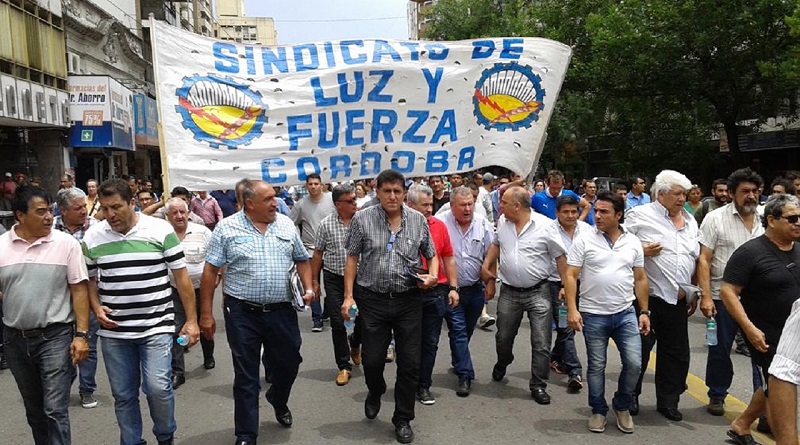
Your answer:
[707,397,725,416]
[80,392,98,409]
[734,344,751,357]
[416,388,435,405]
[478,313,496,329]
[588,413,607,433]
[385,346,395,363]
[614,409,634,433]
[549,360,567,375]
[312,320,323,332]
[567,375,583,393]
[335,369,351,386]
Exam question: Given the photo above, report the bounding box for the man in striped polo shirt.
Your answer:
[83,179,200,445]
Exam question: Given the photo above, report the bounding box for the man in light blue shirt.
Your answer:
[626,177,651,210]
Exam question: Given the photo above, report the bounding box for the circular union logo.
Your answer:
[175,75,267,149]
[473,62,545,132]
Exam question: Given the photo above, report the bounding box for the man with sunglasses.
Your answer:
[341,169,438,444]
[720,193,800,445]
[311,183,360,386]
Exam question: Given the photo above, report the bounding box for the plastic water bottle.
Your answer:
[706,317,718,346]
[176,334,190,346]
[344,304,358,332]
[558,300,568,328]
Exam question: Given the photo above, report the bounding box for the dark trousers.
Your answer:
[548,281,583,377]
[635,296,690,409]
[323,270,352,371]
[419,286,448,390]
[356,285,422,424]
[4,323,74,445]
[171,287,186,378]
[223,296,302,442]
[194,288,214,362]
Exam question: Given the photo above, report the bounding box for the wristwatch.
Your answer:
[448,285,459,292]
[75,331,90,340]
[639,310,651,317]
[304,289,316,298]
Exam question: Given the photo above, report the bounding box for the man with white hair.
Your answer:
[165,197,214,388]
[625,170,700,421]
[54,187,100,409]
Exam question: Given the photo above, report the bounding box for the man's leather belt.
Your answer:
[502,279,549,293]
[225,295,292,312]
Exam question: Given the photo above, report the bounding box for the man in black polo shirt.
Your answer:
[342,169,438,444]
[721,193,800,445]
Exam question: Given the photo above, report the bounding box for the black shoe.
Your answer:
[395,420,414,444]
[365,392,381,419]
[157,437,174,445]
[264,372,273,385]
[756,416,772,434]
[171,374,186,390]
[456,378,471,397]
[630,396,639,416]
[234,439,256,445]
[274,406,292,428]
[531,387,551,405]
[492,363,506,382]
[204,357,216,370]
[0,354,7,370]
[657,407,683,421]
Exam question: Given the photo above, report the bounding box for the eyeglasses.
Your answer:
[336,199,357,204]
[779,214,800,224]
[386,233,397,252]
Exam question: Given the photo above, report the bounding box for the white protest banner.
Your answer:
[150,19,572,189]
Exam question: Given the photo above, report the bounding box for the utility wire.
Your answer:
[274,16,406,23]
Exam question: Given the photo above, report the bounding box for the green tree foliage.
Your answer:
[423,0,800,178]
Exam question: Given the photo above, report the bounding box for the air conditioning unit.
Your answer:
[5,85,16,117]
[36,91,45,122]
[67,53,83,74]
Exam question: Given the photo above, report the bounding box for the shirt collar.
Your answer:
[10,224,54,245]
[545,188,563,199]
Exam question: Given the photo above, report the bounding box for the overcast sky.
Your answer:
[245,0,409,44]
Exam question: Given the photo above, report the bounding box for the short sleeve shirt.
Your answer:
[723,235,800,368]
[567,227,644,315]
[206,212,309,304]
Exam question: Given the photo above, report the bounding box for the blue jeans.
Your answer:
[101,334,176,445]
[4,323,74,445]
[444,282,484,380]
[548,282,582,377]
[224,297,302,442]
[77,313,100,395]
[706,300,740,399]
[495,282,552,390]
[419,286,447,389]
[582,306,642,415]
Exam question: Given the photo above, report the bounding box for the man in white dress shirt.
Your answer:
[626,170,700,421]
[481,186,561,405]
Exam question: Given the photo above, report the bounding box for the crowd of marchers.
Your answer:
[2,165,800,445]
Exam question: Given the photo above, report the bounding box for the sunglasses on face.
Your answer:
[779,214,800,224]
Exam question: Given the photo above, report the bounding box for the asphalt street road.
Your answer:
[0,288,783,444]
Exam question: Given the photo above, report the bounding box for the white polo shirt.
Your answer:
[544,219,591,282]
[567,227,644,315]
[494,211,555,287]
